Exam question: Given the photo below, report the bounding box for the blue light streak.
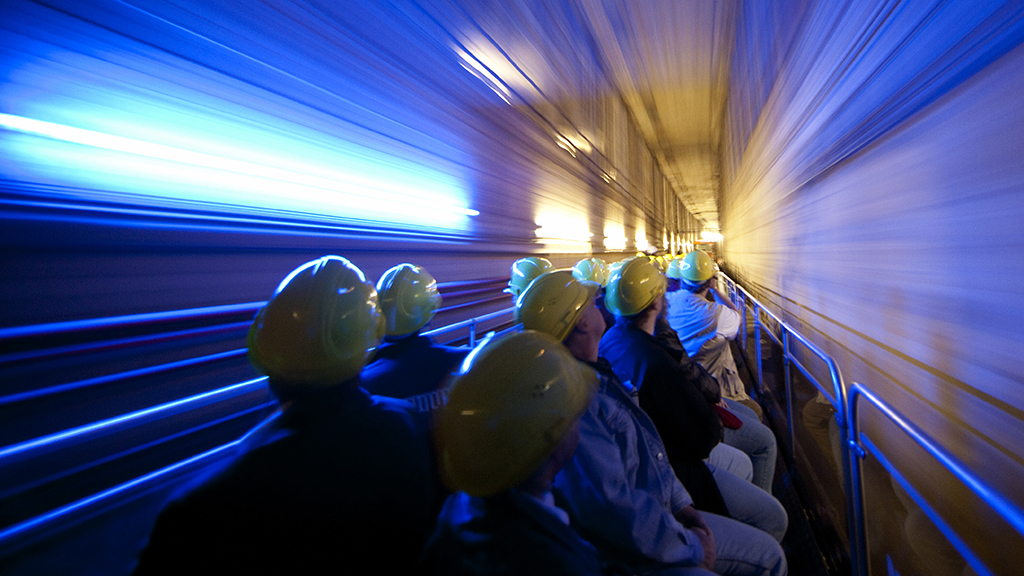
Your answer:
[0,321,253,366]
[0,113,478,229]
[0,440,240,546]
[0,377,268,462]
[0,302,265,342]
[0,407,284,546]
[0,348,249,406]
[6,401,277,500]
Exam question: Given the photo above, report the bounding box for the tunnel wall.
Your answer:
[1,2,709,569]
[722,0,1024,504]
[0,0,700,329]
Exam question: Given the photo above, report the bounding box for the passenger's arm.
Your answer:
[714,305,741,340]
[708,278,739,312]
[554,408,704,567]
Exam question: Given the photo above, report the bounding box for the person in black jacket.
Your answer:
[597,256,727,516]
[133,256,439,575]
[599,257,787,542]
[361,263,467,408]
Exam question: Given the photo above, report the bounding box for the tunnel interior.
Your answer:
[2,1,1023,574]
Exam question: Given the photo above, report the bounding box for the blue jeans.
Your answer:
[635,511,788,576]
[707,442,752,482]
[722,398,777,493]
[709,462,788,543]
[704,511,788,576]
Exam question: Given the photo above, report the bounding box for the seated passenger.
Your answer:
[504,256,553,302]
[665,250,755,412]
[517,270,787,575]
[572,257,609,286]
[133,256,439,575]
[600,259,788,543]
[599,258,727,515]
[667,251,779,493]
[573,257,615,331]
[423,331,603,576]
[361,263,467,406]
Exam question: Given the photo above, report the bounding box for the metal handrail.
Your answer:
[421,306,514,347]
[720,272,857,567]
[720,274,846,413]
[847,382,1024,576]
[723,273,1022,576]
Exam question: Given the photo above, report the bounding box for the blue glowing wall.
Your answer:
[1,0,478,233]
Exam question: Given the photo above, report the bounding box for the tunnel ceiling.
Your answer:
[578,0,734,230]
[442,0,735,233]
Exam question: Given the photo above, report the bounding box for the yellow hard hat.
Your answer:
[505,257,553,299]
[515,270,599,341]
[571,257,609,286]
[247,256,383,386]
[605,256,667,316]
[678,250,716,282]
[436,331,599,497]
[607,258,628,277]
[666,257,685,280]
[377,263,442,337]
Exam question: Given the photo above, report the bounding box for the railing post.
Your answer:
[742,293,748,351]
[847,385,868,576]
[469,319,477,348]
[754,306,763,394]
[783,330,796,464]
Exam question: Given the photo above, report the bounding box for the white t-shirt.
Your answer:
[665,289,740,356]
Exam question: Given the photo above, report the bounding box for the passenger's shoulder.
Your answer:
[368,394,421,421]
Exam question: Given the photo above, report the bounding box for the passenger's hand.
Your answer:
[676,505,716,569]
[694,524,716,570]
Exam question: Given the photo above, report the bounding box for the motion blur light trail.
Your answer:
[0,113,477,230]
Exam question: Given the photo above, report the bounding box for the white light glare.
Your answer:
[0,114,479,222]
[604,236,627,250]
[635,228,650,252]
[701,230,723,242]
[556,136,577,158]
[604,222,627,251]
[535,214,592,242]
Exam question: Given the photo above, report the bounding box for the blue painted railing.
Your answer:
[721,273,1023,576]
